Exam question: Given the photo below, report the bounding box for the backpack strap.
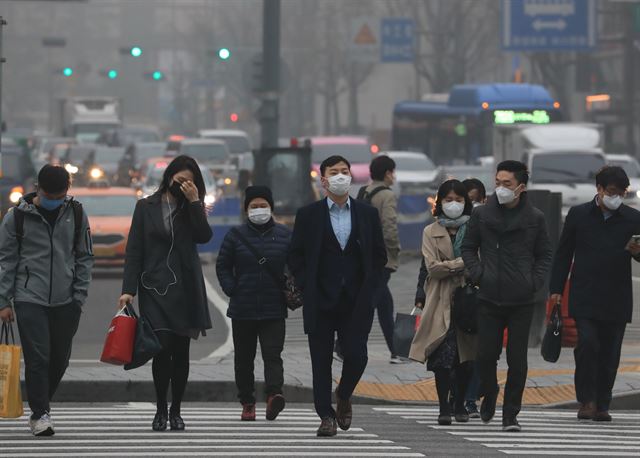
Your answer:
[356,185,368,201]
[359,185,391,203]
[13,208,24,255]
[70,200,84,250]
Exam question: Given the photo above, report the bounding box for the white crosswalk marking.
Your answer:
[374,406,640,456]
[0,405,424,457]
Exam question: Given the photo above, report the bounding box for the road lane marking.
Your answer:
[203,275,233,358]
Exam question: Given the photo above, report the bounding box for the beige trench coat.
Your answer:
[409,222,477,364]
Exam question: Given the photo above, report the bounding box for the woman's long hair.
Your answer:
[433,179,473,217]
[157,155,206,201]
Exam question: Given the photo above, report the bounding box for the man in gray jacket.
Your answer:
[359,155,402,363]
[0,165,93,436]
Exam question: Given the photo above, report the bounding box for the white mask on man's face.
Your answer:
[326,174,352,196]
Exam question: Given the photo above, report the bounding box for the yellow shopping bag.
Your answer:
[0,322,23,418]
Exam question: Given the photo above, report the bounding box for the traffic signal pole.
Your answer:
[624,1,637,157]
[0,16,6,145]
[260,0,280,148]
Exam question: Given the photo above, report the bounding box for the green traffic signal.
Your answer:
[218,48,231,60]
[62,67,73,77]
[130,46,142,58]
[107,69,118,79]
[152,71,163,81]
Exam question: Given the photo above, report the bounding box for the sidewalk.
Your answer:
[46,255,640,408]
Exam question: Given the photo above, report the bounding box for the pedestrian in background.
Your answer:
[359,155,404,364]
[409,179,476,425]
[0,165,93,436]
[550,166,640,422]
[288,155,387,437]
[462,178,487,207]
[461,160,552,432]
[216,185,290,422]
[119,155,213,432]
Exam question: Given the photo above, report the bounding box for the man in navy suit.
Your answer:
[288,155,387,437]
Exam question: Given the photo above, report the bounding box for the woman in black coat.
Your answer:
[119,155,213,432]
[216,186,291,422]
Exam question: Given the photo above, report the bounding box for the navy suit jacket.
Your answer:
[288,197,387,334]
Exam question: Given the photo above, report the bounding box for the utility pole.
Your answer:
[624,1,637,156]
[0,16,6,146]
[260,0,280,148]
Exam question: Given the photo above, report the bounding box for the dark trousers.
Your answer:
[232,318,285,405]
[574,318,626,412]
[14,301,81,419]
[374,268,395,356]
[152,331,191,414]
[476,300,533,419]
[308,293,374,419]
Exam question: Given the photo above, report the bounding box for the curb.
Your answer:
[543,389,640,411]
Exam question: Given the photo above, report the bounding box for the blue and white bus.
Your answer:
[391,83,562,165]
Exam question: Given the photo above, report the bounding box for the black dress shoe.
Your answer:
[169,413,185,431]
[502,416,521,432]
[593,411,612,422]
[437,414,452,426]
[335,390,352,431]
[152,411,168,431]
[454,410,470,423]
[481,385,499,423]
[316,417,338,437]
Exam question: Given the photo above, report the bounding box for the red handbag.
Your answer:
[100,306,137,365]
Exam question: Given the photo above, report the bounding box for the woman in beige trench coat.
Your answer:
[409,179,477,425]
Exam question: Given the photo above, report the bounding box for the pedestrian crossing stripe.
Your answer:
[0,405,425,457]
[374,406,640,456]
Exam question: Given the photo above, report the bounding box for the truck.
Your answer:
[492,123,640,213]
[53,97,122,144]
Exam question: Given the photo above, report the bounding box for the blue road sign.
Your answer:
[381,18,414,63]
[502,0,597,51]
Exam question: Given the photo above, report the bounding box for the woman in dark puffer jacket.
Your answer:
[216,186,291,422]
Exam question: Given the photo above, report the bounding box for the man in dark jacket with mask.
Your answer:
[550,166,640,422]
[461,160,552,432]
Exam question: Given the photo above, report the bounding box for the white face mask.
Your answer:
[247,207,272,225]
[327,173,352,196]
[602,194,623,211]
[495,186,518,205]
[442,201,465,219]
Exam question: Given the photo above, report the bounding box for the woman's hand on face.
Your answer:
[181,180,200,203]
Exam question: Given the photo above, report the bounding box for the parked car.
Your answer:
[72,185,139,266]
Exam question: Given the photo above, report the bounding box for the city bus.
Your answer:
[391,83,562,165]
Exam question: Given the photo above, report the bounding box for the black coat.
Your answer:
[122,194,213,336]
[216,221,291,320]
[550,198,640,323]
[461,193,553,307]
[288,197,387,334]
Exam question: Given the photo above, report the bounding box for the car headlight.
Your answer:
[90,167,104,179]
[224,177,232,186]
[635,190,640,199]
[9,186,23,204]
[65,163,79,174]
[204,194,216,206]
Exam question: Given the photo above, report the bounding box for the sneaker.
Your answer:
[502,416,521,432]
[266,394,286,421]
[29,413,55,437]
[389,355,409,364]
[466,401,480,419]
[241,403,256,421]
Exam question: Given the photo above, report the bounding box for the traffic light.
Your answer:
[130,46,143,58]
[218,48,231,60]
[107,69,118,79]
[229,112,239,123]
[62,67,73,77]
[144,70,166,81]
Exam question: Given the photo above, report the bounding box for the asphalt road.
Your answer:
[2,403,640,457]
[69,262,227,361]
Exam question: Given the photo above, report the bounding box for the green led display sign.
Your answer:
[493,110,551,125]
